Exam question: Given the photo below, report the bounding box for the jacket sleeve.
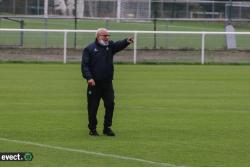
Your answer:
[111,38,130,54]
[81,47,93,80]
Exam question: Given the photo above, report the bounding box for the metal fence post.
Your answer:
[201,33,205,65]
[64,31,68,64]
[133,32,137,64]
[20,20,24,47]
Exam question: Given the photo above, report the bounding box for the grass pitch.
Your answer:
[0,64,250,167]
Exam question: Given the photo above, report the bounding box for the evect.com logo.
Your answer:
[0,152,33,161]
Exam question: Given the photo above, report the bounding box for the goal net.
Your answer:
[119,0,151,20]
[49,0,151,20]
[225,2,250,20]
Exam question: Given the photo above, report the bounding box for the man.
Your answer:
[81,28,133,136]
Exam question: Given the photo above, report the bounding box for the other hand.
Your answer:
[87,79,95,86]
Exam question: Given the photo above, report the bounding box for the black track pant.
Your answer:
[87,80,115,131]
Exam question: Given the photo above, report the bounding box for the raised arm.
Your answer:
[111,37,133,54]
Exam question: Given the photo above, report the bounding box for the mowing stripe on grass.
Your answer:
[0,137,185,167]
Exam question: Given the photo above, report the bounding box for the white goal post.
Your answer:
[44,0,151,20]
[117,0,151,20]
[190,12,223,19]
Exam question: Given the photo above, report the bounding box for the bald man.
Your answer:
[81,28,133,136]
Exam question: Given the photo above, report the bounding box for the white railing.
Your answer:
[1,28,250,64]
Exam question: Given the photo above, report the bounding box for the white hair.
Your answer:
[96,28,108,37]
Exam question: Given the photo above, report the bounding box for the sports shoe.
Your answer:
[103,128,115,136]
[89,129,99,136]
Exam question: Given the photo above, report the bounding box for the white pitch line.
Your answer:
[0,137,185,167]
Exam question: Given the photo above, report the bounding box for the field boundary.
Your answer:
[1,28,250,64]
[0,137,186,167]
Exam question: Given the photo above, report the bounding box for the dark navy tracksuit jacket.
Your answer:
[81,39,130,81]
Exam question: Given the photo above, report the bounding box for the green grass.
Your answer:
[0,19,226,30]
[1,19,250,49]
[0,64,250,167]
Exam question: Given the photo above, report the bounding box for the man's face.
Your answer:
[97,30,110,42]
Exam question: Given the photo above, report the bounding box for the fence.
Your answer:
[1,0,250,20]
[0,28,250,64]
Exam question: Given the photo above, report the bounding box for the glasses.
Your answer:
[100,34,110,37]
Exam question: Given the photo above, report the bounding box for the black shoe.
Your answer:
[103,128,115,136]
[89,129,99,136]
